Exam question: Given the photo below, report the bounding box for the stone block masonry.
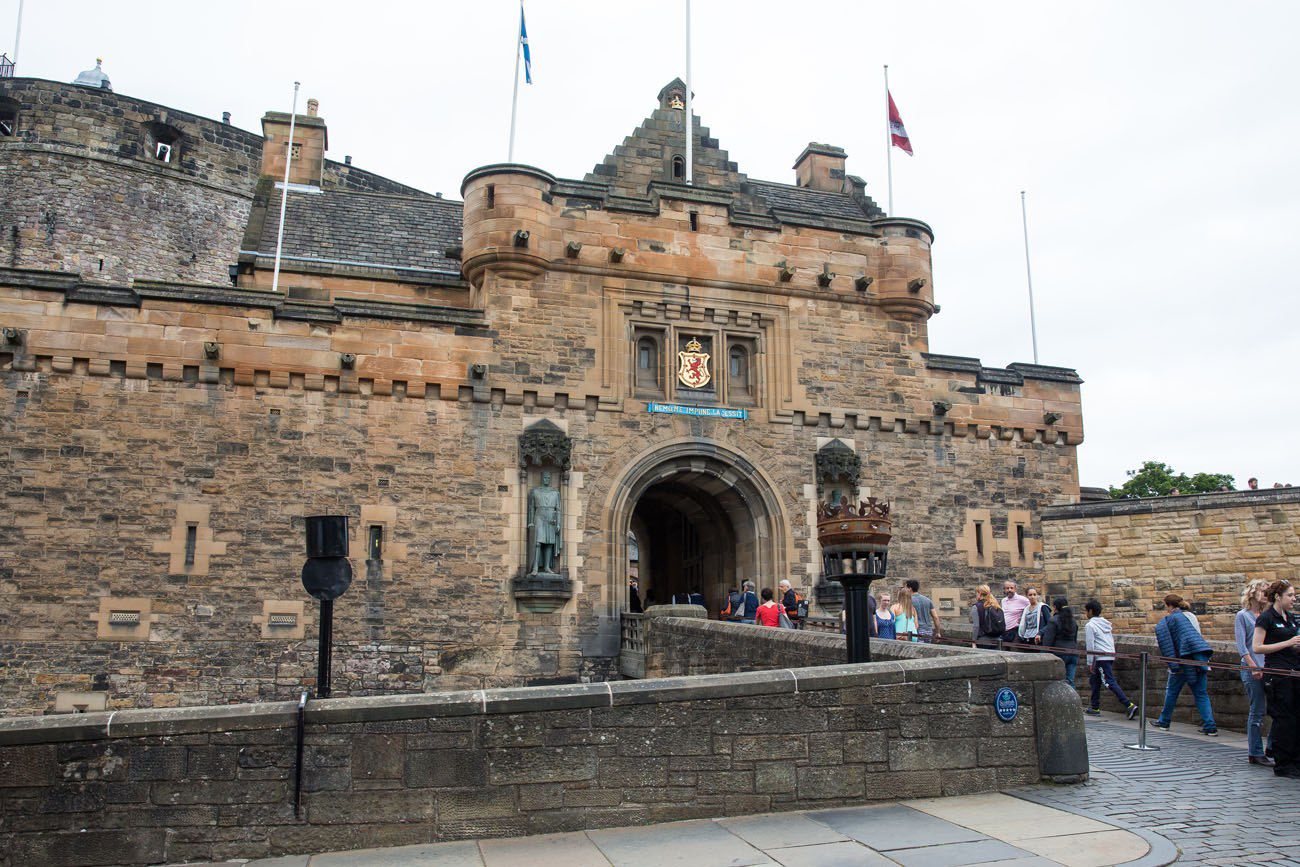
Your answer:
[1,74,1088,716]
[1042,488,1300,642]
[0,78,264,286]
[0,645,1064,867]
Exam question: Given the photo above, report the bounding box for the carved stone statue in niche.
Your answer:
[527,470,562,574]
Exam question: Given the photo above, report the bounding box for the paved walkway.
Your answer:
[1030,712,1299,866]
[235,791,1162,867]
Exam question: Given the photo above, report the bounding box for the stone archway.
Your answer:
[604,439,791,616]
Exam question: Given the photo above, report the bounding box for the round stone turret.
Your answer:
[460,164,558,288]
[871,217,935,321]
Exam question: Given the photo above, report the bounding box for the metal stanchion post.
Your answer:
[1125,651,1161,752]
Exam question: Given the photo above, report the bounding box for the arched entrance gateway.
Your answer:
[606,440,791,616]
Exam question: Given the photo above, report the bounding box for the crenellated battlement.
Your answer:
[460,162,936,323]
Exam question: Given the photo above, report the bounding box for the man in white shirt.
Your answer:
[1001,579,1030,645]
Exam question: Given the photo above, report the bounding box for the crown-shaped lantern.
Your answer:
[817,497,892,581]
[817,497,894,663]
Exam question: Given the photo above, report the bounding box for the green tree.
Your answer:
[1108,461,1235,499]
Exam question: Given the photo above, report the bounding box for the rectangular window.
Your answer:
[486,185,495,209]
[184,524,198,567]
[368,525,384,561]
[689,211,699,231]
[974,522,984,557]
[1016,524,1026,558]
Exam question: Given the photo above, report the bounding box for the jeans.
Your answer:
[1062,654,1078,686]
[1243,676,1271,757]
[1089,660,1130,709]
[1157,652,1215,728]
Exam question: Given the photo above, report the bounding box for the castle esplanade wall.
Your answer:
[1042,487,1300,641]
[0,638,1076,867]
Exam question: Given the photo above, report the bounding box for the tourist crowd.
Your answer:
[969,578,1300,779]
[630,571,1299,780]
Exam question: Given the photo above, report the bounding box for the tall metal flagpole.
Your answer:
[271,82,300,295]
[684,0,693,184]
[884,65,893,217]
[1020,190,1040,364]
[508,2,522,162]
[13,0,23,65]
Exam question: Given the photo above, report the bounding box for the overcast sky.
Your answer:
[6,1,1298,490]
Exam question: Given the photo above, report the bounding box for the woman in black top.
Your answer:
[1040,597,1080,686]
[1253,580,1300,779]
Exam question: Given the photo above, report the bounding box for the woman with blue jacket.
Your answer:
[1153,593,1217,735]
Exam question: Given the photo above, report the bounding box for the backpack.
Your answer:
[721,591,742,618]
[795,595,809,619]
[982,604,1006,637]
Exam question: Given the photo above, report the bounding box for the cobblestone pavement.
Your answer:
[1023,715,1299,866]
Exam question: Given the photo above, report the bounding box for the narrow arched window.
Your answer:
[729,343,754,403]
[729,346,747,380]
[636,336,659,388]
[671,155,685,179]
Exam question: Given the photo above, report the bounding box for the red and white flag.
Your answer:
[888,91,913,155]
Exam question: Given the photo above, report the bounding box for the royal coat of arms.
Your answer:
[677,338,711,388]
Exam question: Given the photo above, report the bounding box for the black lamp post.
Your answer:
[817,498,892,664]
[300,515,352,698]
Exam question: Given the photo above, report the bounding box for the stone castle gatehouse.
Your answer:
[0,72,1084,714]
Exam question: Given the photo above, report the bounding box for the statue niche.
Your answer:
[514,420,574,612]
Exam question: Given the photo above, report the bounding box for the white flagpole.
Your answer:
[884,65,893,217]
[684,0,693,184]
[1020,190,1040,364]
[13,0,24,65]
[508,3,522,162]
[270,81,300,295]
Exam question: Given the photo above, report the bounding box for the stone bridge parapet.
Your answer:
[0,624,1083,866]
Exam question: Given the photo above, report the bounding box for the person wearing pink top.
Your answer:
[1001,579,1031,645]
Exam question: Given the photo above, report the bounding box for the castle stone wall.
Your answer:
[0,78,262,285]
[1041,489,1300,641]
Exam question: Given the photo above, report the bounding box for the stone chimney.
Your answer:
[260,98,328,186]
[793,143,848,193]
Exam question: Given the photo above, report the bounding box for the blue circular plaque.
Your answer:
[995,687,1019,722]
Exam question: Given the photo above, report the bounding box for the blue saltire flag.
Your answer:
[520,4,532,84]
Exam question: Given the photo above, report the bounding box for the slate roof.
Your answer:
[257,189,463,274]
[743,180,881,222]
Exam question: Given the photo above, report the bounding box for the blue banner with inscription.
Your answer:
[647,403,748,420]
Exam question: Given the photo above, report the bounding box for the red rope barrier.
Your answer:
[923,634,1300,678]
[800,617,1300,678]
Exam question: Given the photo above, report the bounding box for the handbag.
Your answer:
[778,609,793,629]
